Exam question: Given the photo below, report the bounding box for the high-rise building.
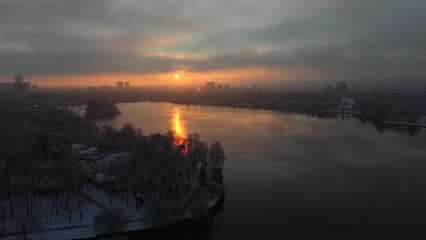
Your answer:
[117,81,124,88]
[224,84,230,91]
[13,75,28,93]
[24,82,31,91]
[125,82,130,88]
[335,81,349,96]
[14,75,24,85]
[206,82,216,90]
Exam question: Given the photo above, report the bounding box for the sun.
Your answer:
[174,73,180,80]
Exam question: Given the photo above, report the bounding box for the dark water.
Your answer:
[70,102,426,239]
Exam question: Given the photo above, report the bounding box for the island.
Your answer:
[84,98,121,118]
[0,96,225,239]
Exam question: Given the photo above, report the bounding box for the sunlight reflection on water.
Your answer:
[171,107,186,138]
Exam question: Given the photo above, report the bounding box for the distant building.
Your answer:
[98,86,112,91]
[224,84,230,91]
[217,84,223,90]
[335,81,349,96]
[117,81,124,88]
[324,83,333,93]
[124,82,130,88]
[14,75,24,84]
[251,83,256,90]
[14,75,28,93]
[206,82,216,90]
[24,81,31,90]
[0,82,14,92]
[70,143,100,159]
[0,75,29,93]
[339,98,355,112]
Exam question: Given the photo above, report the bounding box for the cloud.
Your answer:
[0,0,425,87]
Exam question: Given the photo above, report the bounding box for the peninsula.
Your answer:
[0,94,225,239]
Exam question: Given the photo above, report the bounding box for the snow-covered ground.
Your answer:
[2,180,221,240]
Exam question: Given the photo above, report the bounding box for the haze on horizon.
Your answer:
[0,0,425,90]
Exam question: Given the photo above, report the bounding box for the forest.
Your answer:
[0,94,225,239]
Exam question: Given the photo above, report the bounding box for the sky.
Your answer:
[0,0,425,89]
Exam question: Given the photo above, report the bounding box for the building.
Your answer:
[217,84,223,90]
[124,82,130,88]
[0,82,14,92]
[117,81,124,88]
[335,81,349,96]
[15,75,28,93]
[206,82,216,90]
[14,75,24,84]
[70,143,100,159]
[0,75,29,93]
[339,98,355,112]
[14,75,28,93]
[324,83,333,93]
[224,84,230,91]
[251,83,256,90]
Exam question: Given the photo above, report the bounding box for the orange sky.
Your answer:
[28,66,329,88]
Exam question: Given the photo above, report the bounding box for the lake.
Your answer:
[70,102,426,239]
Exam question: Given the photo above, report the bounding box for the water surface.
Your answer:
[70,102,426,239]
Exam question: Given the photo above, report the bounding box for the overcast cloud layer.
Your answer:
[0,0,425,88]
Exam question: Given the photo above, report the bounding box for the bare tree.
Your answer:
[186,133,202,180]
[208,142,226,185]
[14,216,42,239]
[198,142,210,185]
[94,209,127,233]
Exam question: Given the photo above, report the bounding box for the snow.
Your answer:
[2,185,222,240]
[70,143,88,150]
[5,225,97,240]
[70,143,100,157]
[93,172,109,183]
[82,181,146,221]
[76,147,99,156]
[3,193,103,240]
[90,152,130,172]
[2,176,222,240]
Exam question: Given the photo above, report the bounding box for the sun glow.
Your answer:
[174,73,180,80]
[172,107,186,138]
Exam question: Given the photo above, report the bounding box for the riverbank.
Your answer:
[63,99,426,133]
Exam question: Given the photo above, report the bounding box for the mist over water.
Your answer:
[70,102,426,239]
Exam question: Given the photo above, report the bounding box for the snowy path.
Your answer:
[3,223,97,240]
[81,181,147,221]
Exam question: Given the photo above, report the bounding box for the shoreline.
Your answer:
[3,192,224,240]
[62,100,426,131]
[94,193,224,240]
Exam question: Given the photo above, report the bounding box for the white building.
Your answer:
[70,143,100,159]
[339,98,355,112]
